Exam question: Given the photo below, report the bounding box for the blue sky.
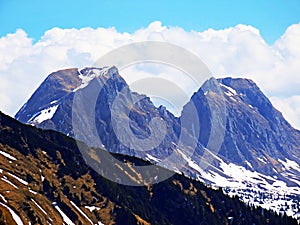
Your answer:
[0,0,300,129]
[0,0,299,44]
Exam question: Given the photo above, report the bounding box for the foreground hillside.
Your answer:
[0,111,297,224]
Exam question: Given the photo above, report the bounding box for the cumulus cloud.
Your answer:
[0,21,300,129]
[271,96,300,130]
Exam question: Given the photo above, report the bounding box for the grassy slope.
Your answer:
[0,112,297,225]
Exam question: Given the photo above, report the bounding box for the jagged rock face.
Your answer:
[219,77,300,159]
[218,78,300,176]
[187,77,300,175]
[15,67,300,219]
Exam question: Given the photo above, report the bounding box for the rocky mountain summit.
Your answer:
[15,66,300,219]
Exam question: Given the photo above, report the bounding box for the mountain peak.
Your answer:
[197,77,258,99]
[74,66,119,91]
[218,77,258,94]
[199,77,219,93]
[78,65,118,79]
[15,66,125,125]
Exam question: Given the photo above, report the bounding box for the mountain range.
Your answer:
[15,66,300,220]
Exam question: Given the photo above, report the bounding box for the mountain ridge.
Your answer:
[15,66,300,219]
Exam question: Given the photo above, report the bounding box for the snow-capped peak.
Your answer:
[74,66,117,92]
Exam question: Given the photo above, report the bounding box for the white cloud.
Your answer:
[0,21,299,129]
[271,96,300,130]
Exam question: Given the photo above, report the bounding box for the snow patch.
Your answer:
[220,83,237,95]
[180,151,300,219]
[279,158,300,173]
[0,202,24,225]
[245,160,253,169]
[257,157,267,164]
[229,96,237,102]
[29,189,37,195]
[29,105,59,124]
[85,206,101,212]
[145,154,161,163]
[0,150,17,161]
[7,172,28,185]
[32,199,47,215]
[0,193,7,203]
[53,202,75,225]
[1,177,19,189]
[177,150,204,174]
[74,66,114,92]
[198,158,300,219]
[70,201,93,224]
